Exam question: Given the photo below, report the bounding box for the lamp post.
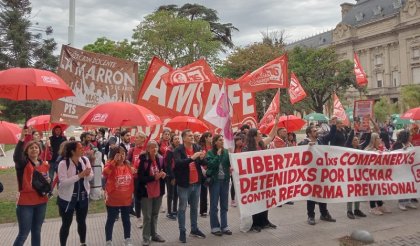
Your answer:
[262,98,267,113]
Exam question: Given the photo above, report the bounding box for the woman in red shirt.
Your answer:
[13,127,50,246]
[103,145,135,246]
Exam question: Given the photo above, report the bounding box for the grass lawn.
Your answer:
[0,168,106,224]
[4,144,14,152]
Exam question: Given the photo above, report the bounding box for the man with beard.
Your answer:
[119,130,133,154]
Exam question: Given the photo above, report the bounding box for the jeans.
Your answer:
[347,202,360,211]
[166,178,178,214]
[141,196,163,241]
[105,206,131,241]
[370,200,383,208]
[209,179,229,232]
[13,203,47,246]
[230,176,235,201]
[177,183,201,233]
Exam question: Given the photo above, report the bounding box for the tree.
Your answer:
[219,32,286,119]
[288,46,355,113]
[158,4,238,49]
[132,10,222,74]
[374,97,399,123]
[83,37,136,60]
[401,84,420,110]
[0,0,58,122]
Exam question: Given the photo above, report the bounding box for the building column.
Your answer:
[366,48,372,88]
[384,44,391,87]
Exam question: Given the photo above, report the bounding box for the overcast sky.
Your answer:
[30,0,347,53]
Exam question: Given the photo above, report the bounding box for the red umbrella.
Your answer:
[401,107,420,121]
[260,115,305,134]
[79,102,161,128]
[26,115,68,132]
[0,68,74,100]
[0,121,21,144]
[165,116,209,132]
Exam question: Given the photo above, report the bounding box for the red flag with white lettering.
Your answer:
[259,90,280,131]
[354,52,368,87]
[288,73,307,104]
[239,54,288,93]
[333,93,350,126]
[162,59,219,85]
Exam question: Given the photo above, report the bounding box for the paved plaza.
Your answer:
[1,198,420,246]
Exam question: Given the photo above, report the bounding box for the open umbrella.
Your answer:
[79,102,161,128]
[393,117,414,126]
[401,107,420,121]
[165,116,209,132]
[260,115,305,134]
[26,115,68,132]
[303,112,329,121]
[0,121,21,144]
[0,68,74,100]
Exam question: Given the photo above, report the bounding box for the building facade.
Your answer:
[287,0,420,105]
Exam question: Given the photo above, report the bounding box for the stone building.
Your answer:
[287,0,420,105]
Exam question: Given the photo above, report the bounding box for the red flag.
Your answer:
[288,73,307,104]
[259,90,280,130]
[162,59,219,85]
[239,54,288,93]
[333,93,350,126]
[354,52,368,87]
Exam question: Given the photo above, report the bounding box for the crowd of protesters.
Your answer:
[10,117,420,245]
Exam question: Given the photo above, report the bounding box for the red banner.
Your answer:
[259,91,280,130]
[162,59,219,85]
[239,54,288,93]
[288,72,307,104]
[137,57,257,138]
[333,93,350,126]
[354,52,368,87]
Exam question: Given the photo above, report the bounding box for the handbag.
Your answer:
[32,170,51,196]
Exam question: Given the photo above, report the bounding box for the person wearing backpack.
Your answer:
[57,141,93,246]
[13,127,50,246]
[103,146,135,246]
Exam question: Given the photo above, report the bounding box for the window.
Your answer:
[413,67,420,84]
[392,71,399,87]
[375,55,383,65]
[376,73,383,88]
[413,48,420,59]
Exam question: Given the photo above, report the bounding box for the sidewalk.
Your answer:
[0,148,15,168]
[1,199,419,245]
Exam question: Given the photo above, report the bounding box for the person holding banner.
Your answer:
[345,128,367,219]
[364,133,392,215]
[206,134,232,236]
[242,115,280,232]
[298,119,337,225]
[174,129,207,243]
[391,130,417,211]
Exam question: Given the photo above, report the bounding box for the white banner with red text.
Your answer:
[230,145,420,218]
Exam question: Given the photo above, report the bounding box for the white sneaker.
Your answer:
[136,218,143,228]
[399,203,407,211]
[406,202,417,209]
[105,241,113,246]
[124,238,133,246]
[161,207,166,213]
[378,205,392,213]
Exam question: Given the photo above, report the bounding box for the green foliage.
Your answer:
[83,37,136,60]
[288,46,355,113]
[374,97,393,123]
[0,0,58,122]
[401,84,420,110]
[158,3,238,49]
[132,10,223,74]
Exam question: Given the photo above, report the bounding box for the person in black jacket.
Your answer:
[137,140,166,245]
[49,125,67,180]
[298,118,337,226]
[164,134,180,220]
[174,129,207,243]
